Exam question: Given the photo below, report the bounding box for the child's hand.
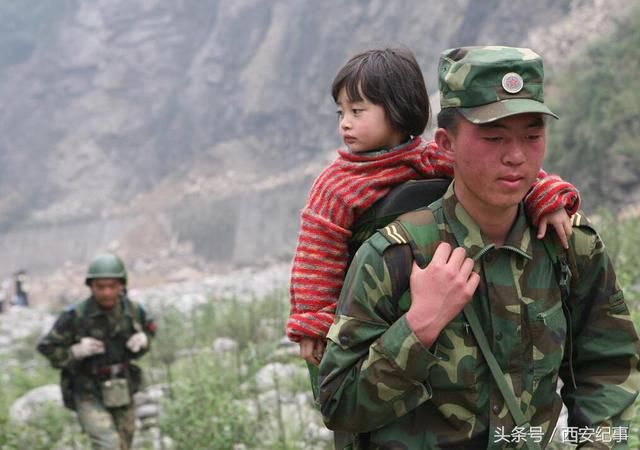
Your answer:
[537,207,572,249]
[299,337,326,366]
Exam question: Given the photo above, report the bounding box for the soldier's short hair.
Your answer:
[331,47,430,138]
[437,108,463,134]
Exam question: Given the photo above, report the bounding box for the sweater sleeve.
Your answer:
[524,170,581,226]
[287,204,352,342]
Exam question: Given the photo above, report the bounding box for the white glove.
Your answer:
[70,337,105,360]
[126,332,149,353]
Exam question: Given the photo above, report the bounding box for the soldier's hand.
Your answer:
[299,337,326,366]
[70,337,105,360]
[537,207,572,249]
[126,332,149,353]
[406,242,480,347]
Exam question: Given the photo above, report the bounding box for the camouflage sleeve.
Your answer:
[36,309,78,370]
[318,233,439,433]
[560,222,640,445]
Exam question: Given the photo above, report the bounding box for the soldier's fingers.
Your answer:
[93,344,105,353]
[537,218,548,239]
[447,246,468,269]
[459,257,475,279]
[430,242,452,266]
[463,271,481,298]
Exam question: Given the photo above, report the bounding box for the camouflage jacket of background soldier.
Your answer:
[319,183,640,450]
[37,295,156,408]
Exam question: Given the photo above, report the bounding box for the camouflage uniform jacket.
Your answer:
[37,295,155,397]
[319,183,640,449]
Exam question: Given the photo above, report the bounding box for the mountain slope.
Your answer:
[0,0,632,274]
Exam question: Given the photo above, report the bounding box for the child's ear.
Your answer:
[434,128,454,159]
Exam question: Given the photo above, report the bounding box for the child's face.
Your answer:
[335,87,405,153]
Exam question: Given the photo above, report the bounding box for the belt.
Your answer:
[92,362,129,378]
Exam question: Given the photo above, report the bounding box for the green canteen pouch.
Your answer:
[101,378,131,408]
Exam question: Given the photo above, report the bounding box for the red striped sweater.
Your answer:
[287,136,579,342]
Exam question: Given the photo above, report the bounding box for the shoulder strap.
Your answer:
[541,236,576,304]
[540,233,578,390]
[122,297,143,333]
[72,300,88,337]
[463,305,541,450]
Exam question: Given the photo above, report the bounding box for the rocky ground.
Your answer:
[1,263,333,450]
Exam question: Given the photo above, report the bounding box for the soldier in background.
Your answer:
[319,46,640,449]
[38,253,156,450]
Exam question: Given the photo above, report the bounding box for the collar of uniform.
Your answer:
[85,295,129,317]
[441,182,533,261]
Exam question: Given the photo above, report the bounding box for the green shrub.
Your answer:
[0,403,88,450]
[546,6,640,211]
[160,355,257,449]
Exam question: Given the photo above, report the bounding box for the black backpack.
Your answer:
[347,178,451,259]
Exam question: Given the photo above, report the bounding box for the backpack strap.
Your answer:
[70,300,89,339]
[72,297,144,342]
[122,297,144,333]
[463,305,541,450]
[540,223,581,390]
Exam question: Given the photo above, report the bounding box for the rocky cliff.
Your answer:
[0,0,633,277]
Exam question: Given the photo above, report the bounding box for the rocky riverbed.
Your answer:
[0,263,332,450]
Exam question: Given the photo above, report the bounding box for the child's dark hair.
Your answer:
[331,47,430,138]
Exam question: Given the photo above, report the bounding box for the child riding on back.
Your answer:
[287,47,579,367]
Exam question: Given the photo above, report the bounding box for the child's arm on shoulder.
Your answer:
[536,208,572,249]
[525,170,580,249]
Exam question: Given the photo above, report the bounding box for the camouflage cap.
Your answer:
[438,46,558,124]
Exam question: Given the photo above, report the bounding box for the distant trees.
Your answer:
[547,7,640,211]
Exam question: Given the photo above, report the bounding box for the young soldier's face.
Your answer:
[335,87,405,153]
[439,113,546,214]
[90,278,123,309]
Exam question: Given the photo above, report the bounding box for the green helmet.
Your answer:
[85,253,127,286]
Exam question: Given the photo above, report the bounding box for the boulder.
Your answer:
[9,384,66,424]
